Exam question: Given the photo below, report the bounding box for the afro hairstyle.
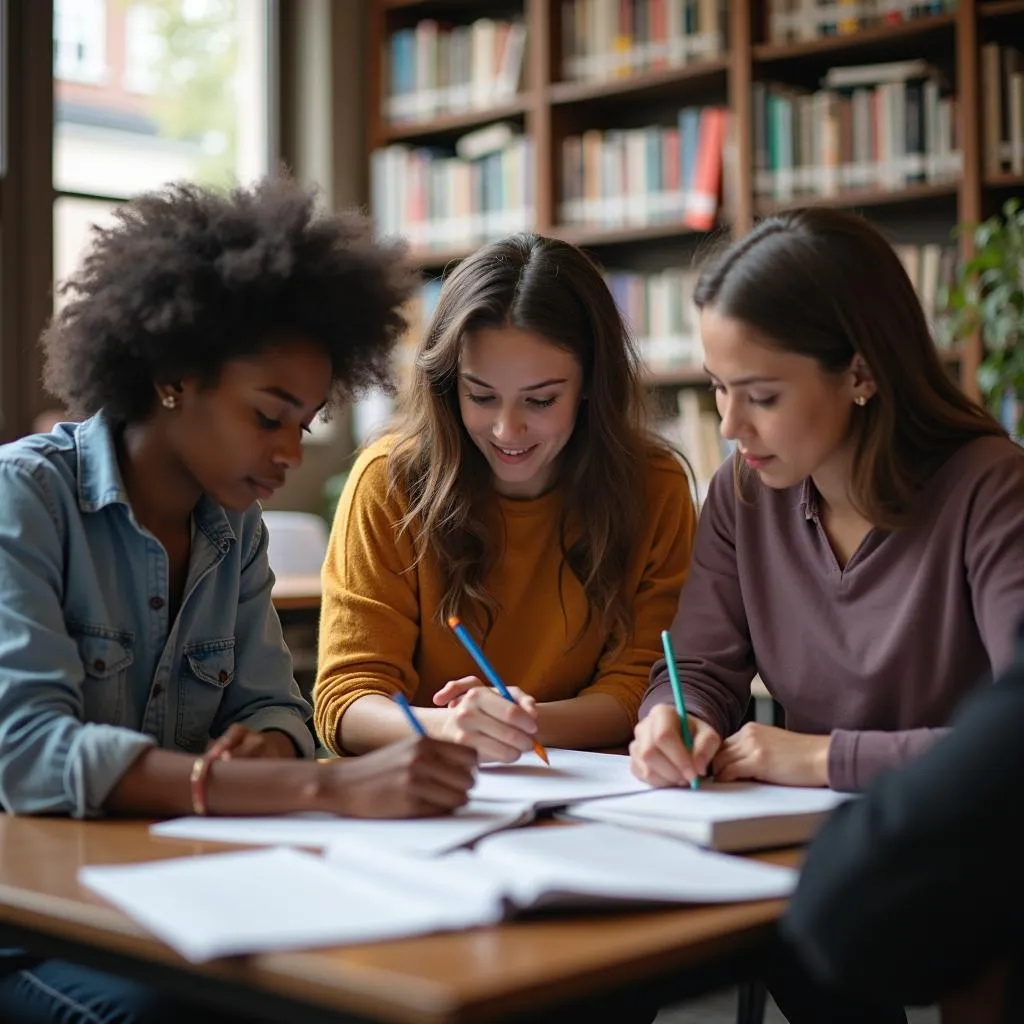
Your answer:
[43,174,417,423]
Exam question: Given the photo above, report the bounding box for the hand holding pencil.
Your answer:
[432,617,551,765]
[628,630,723,789]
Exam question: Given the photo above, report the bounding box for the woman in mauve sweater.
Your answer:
[631,206,1024,1024]
[315,234,696,761]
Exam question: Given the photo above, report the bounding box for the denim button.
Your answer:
[150,596,165,610]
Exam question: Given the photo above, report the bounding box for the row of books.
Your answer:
[981,44,1024,177]
[371,136,534,252]
[606,267,702,373]
[561,0,726,82]
[384,18,527,125]
[891,242,958,348]
[752,62,961,201]
[559,107,727,232]
[766,0,956,44]
[657,390,731,500]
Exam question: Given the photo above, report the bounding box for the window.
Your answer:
[123,4,164,94]
[53,0,274,296]
[54,0,106,84]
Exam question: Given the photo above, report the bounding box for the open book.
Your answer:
[562,782,852,852]
[80,823,797,962]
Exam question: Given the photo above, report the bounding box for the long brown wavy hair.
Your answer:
[693,208,1005,528]
[388,233,669,654]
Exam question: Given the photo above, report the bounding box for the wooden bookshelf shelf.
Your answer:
[985,172,1024,188]
[981,0,1024,16]
[553,221,708,250]
[380,98,530,144]
[753,13,955,65]
[548,61,728,107]
[406,246,473,270]
[755,181,959,216]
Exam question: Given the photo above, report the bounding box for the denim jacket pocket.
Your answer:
[176,638,236,752]
[69,624,134,725]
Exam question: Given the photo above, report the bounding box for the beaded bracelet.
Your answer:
[189,753,214,816]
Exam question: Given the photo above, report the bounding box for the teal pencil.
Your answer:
[660,629,699,790]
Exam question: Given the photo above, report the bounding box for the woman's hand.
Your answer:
[712,723,830,787]
[206,724,297,761]
[432,676,539,763]
[629,704,722,787]
[317,736,478,818]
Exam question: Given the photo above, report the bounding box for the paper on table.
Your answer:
[467,822,799,908]
[150,799,534,855]
[79,846,507,963]
[470,748,649,808]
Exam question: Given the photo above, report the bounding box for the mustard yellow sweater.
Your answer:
[314,437,696,755]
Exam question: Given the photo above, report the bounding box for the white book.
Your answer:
[470,748,650,807]
[430,822,798,909]
[561,782,852,852]
[149,799,535,856]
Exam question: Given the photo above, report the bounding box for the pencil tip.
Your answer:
[447,616,461,628]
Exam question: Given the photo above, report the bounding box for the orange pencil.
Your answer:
[447,616,550,766]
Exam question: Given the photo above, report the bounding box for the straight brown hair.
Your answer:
[694,208,1005,528]
[387,233,676,654]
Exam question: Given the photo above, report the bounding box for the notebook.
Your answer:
[80,823,797,962]
[561,782,852,852]
[150,799,535,856]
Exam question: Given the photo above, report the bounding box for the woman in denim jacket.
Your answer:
[0,175,476,1024]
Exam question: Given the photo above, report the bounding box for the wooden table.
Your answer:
[271,573,322,613]
[0,816,799,1023]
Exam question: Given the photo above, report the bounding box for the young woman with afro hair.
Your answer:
[0,175,476,1024]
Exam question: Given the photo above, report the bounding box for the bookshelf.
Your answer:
[367,0,1020,491]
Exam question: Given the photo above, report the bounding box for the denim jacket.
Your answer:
[0,411,313,818]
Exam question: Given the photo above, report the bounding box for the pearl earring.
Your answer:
[161,394,178,410]
[855,396,867,407]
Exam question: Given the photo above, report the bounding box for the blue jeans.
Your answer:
[0,958,240,1024]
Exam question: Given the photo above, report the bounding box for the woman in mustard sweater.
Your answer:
[315,234,696,761]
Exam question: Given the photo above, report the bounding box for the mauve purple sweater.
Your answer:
[640,436,1024,792]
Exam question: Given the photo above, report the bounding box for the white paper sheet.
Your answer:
[149,799,534,855]
[80,846,505,963]
[571,781,850,823]
[470,748,650,807]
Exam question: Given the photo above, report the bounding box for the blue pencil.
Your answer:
[393,692,427,738]
[661,629,699,790]
[447,616,550,765]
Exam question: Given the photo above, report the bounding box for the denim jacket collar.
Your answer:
[74,410,236,553]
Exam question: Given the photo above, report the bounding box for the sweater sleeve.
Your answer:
[639,459,755,739]
[313,448,421,755]
[828,447,1024,791]
[783,637,1024,1006]
[583,457,696,725]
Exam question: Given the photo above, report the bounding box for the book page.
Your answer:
[467,822,798,908]
[80,846,504,963]
[471,748,650,807]
[150,799,534,855]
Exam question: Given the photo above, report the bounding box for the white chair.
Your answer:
[261,511,329,578]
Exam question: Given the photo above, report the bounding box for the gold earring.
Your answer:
[161,394,178,410]
[855,396,867,406]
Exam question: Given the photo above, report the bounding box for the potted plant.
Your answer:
[944,197,1024,437]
